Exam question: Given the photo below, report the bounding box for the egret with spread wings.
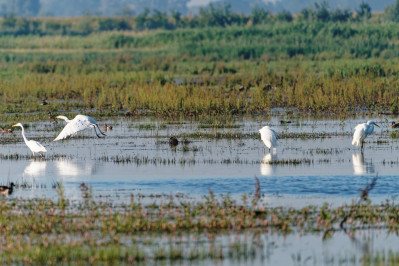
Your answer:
[12,123,47,156]
[54,115,106,141]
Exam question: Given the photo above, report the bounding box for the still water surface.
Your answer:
[0,115,398,206]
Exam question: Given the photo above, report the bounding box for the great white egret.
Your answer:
[352,120,379,152]
[259,126,278,153]
[54,115,106,141]
[12,123,47,156]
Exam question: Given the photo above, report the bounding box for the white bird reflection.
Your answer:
[260,153,277,176]
[23,160,47,178]
[55,160,97,178]
[352,153,375,175]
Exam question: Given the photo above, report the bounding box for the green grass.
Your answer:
[0,20,399,117]
[0,183,397,263]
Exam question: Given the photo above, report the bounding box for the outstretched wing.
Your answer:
[54,119,92,141]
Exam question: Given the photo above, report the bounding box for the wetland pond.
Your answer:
[3,114,399,265]
[3,114,398,206]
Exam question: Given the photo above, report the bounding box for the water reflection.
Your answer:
[352,153,375,175]
[260,153,277,176]
[55,160,97,178]
[23,160,47,178]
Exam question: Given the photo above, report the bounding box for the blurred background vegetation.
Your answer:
[0,1,399,35]
[0,0,396,17]
[1,1,399,117]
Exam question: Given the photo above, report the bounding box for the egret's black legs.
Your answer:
[91,123,106,138]
[96,124,107,136]
[92,126,102,138]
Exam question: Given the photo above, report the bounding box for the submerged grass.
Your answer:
[0,186,398,263]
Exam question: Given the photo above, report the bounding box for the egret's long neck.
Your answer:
[58,116,71,123]
[20,126,28,144]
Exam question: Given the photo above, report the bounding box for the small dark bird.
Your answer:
[104,124,113,131]
[0,127,12,133]
[40,99,48,106]
[0,182,15,196]
[263,84,272,91]
[169,136,179,146]
[48,111,57,124]
[280,120,292,125]
[390,121,399,128]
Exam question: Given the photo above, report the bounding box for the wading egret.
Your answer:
[12,123,47,156]
[352,120,379,152]
[0,182,15,196]
[54,115,106,141]
[259,126,278,153]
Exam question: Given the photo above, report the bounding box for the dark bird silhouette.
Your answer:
[0,182,15,196]
[280,120,292,125]
[48,111,57,124]
[0,127,12,133]
[169,136,179,146]
[40,99,48,106]
[104,124,113,131]
[390,121,399,128]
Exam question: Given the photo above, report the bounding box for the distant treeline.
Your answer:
[1,1,399,36]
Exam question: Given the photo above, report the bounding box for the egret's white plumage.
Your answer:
[54,115,106,141]
[259,126,278,152]
[352,120,379,151]
[12,123,47,156]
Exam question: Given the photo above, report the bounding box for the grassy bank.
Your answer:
[0,21,399,116]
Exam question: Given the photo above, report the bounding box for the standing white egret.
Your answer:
[54,114,106,141]
[259,126,278,153]
[12,123,47,156]
[352,120,379,152]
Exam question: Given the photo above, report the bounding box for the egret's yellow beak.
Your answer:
[12,124,18,127]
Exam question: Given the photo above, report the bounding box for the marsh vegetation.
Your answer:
[1,5,399,264]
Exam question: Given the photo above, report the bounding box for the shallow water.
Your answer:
[1,115,398,206]
[153,230,399,265]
